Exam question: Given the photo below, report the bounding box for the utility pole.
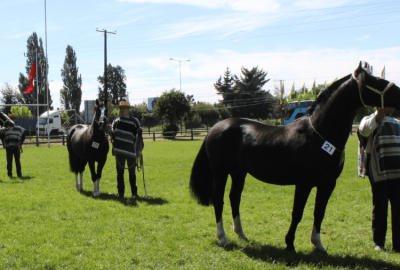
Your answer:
[278,80,285,125]
[96,29,116,115]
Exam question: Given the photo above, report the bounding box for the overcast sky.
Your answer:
[1,0,400,110]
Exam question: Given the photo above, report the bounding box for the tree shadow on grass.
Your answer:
[230,242,400,269]
[79,190,168,207]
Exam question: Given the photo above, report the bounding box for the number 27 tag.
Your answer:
[92,142,99,149]
[321,141,335,155]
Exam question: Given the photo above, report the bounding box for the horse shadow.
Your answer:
[79,190,168,207]
[225,241,399,269]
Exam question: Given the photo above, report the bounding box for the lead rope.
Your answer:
[136,155,147,197]
[309,117,345,166]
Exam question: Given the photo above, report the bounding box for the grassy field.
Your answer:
[0,136,399,269]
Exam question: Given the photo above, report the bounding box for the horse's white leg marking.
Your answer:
[92,180,99,197]
[96,178,100,196]
[233,215,248,241]
[311,226,326,252]
[79,173,83,191]
[75,174,79,191]
[217,219,229,246]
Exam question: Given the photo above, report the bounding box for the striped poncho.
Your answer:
[111,116,143,159]
[0,125,25,149]
[358,116,400,182]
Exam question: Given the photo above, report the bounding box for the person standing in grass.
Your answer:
[0,114,25,178]
[358,107,400,253]
[110,98,144,198]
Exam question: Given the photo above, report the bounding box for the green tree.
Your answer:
[191,102,220,127]
[60,45,82,112]
[216,66,273,119]
[214,67,234,99]
[18,32,53,116]
[1,83,23,114]
[129,102,148,122]
[10,106,32,117]
[97,64,127,105]
[153,88,192,127]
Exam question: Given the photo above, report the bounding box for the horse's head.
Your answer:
[0,111,15,130]
[93,99,108,130]
[354,61,400,110]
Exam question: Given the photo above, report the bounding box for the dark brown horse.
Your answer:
[190,62,400,253]
[67,99,109,197]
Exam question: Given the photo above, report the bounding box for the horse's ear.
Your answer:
[96,99,100,106]
[353,61,366,81]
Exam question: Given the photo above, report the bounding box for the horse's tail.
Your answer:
[66,128,78,173]
[190,138,213,206]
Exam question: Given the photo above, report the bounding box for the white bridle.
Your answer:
[352,72,394,109]
[94,105,107,126]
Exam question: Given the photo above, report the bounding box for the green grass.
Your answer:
[0,136,399,269]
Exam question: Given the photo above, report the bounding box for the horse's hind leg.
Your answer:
[229,171,248,241]
[285,185,313,253]
[311,180,336,253]
[213,172,229,245]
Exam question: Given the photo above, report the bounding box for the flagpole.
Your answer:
[45,0,50,147]
[36,48,39,138]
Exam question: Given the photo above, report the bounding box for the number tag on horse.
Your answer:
[92,142,100,149]
[321,141,335,155]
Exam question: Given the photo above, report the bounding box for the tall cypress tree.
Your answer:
[97,64,127,105]
[18,32,53,116]
[60,45,82,112]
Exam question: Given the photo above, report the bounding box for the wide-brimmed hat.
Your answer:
[114,100,134,109]
[8,114,16,120]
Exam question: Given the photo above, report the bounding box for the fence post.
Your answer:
[36,134,39,147]
[191,128,193,140]
[62,134,65,146]
[153,132,155,141]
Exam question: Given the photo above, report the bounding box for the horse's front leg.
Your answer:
[285,185,313,253]
[311,179,336,253]
[95,160,106,197]
[88,161,99,197]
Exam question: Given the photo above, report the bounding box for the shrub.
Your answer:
[184,113,202,129]
[162,124,179,137]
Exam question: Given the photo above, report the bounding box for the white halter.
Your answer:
[352,71,394,109]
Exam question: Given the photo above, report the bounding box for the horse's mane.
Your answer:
[306,74,352,115]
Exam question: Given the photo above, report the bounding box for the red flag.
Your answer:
[26,62,37,94]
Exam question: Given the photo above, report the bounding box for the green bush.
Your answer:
[162,123,179,137]
[257,119,281,125]
[184,113,202,129]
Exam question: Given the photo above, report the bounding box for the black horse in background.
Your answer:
[0,111,15,130]
[67,99,109,197]
[190,62,400,253]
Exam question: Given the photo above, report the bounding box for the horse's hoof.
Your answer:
[285,247,296,255]
[237,232,248,241]
[219,235,229,246]
[315,246,327,254]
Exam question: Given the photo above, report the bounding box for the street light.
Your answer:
[170,58,190,92]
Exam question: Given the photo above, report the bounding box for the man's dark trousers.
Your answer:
[6,147,21,177]
[370,178,400,250]
[116,155,137,196]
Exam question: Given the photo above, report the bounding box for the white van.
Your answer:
[36,110,62,135]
